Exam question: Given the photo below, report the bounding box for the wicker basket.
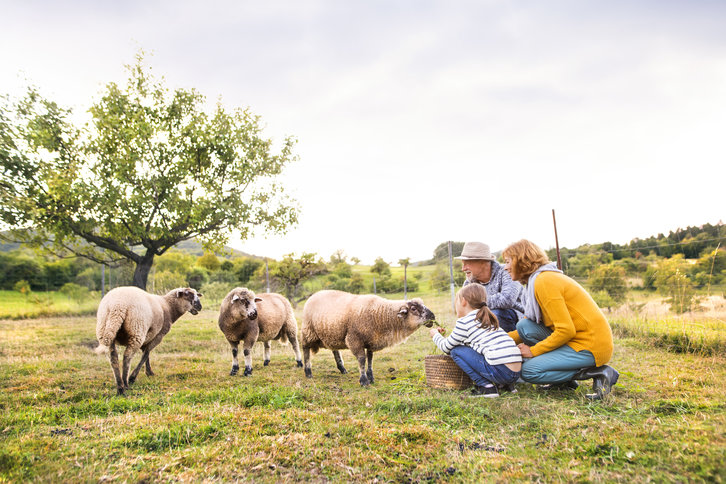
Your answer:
[424,354,473,390]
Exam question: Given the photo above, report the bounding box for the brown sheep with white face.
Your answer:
[95,286,203,395]
[218,287,303,376]
[302,290,436,386]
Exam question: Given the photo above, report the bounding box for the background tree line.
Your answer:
[2,221,723,314]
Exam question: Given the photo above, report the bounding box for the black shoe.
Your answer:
[538,380,579,391]
[471,385,500,398]
[573,365,620,400]
[498,382,518,394]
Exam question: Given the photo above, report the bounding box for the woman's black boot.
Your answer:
[573,365,619,400]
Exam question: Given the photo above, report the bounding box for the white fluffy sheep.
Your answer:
[301,290,436,386]
[95,286,202,395]
[218,287,303,376]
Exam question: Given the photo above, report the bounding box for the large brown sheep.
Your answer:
[301,290,436,386]
[218,287,303,376]
[95,286,202,395]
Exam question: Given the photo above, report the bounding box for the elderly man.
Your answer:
[456,241,523,332]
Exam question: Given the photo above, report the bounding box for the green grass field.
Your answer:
[1,292,724,483]
[0,290,98,320]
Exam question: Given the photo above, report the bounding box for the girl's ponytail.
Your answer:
[476,304,499,331]
[458,284,500,330]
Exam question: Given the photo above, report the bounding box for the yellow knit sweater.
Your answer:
[507,271,614,366]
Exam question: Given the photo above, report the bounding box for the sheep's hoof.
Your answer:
[243,367,252,377]
[296,360,303,368]
[230,366,239,376]
[304,368,313,378]
[359,376,370,386]
[366,372,374,384]
[263,360,270,366]
[337,366,348,374]
[145,370,155,377]
[116,387,125,396]
[128,375,136,385]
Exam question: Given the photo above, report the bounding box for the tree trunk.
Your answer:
[132,252,155,290]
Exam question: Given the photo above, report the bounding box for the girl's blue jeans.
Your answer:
[516,318,596,384]
[449,345,520,388]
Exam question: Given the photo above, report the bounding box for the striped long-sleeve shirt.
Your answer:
[432,309,522,365]
[463,261,524,313]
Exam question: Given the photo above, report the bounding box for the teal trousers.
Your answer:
[516,318,596,384]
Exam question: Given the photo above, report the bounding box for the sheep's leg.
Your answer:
[128,350,149,385]
[303,345,313,378]
[121,345,139,391]
[365,348,374,384]
[145,356,154,377]
[108,342,125,396]
[129,333,165,384]
[332,350,347,374]
[229,341,240,376]
[347,341,369,386]
[263,341,271,366]
[286,326,303,368]
[242,338,255,376]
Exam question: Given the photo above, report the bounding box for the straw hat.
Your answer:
[455,241,496,261]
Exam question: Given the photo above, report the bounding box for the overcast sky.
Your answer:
[2,0,724,264]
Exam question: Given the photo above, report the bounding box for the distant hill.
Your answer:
[173,239,262,259]
[0,232,260,259]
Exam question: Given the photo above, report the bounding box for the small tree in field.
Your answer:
[0,53,298,290]
[588,263,628,306]
[13,280,31,300]
[59,282,90,303]
[653,255,700,313]
[371,257,391,278]
[271,253,326,305]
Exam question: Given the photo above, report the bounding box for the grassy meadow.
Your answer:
[1,291,725,483]
[0,290,98,320]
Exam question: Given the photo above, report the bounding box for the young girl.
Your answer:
[430,284,522,397]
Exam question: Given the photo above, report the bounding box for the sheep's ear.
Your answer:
[397,306,409,319]
[254,297,263,303]
[197,293,203,298]
[176,289,185,298]
[232,295,240,302]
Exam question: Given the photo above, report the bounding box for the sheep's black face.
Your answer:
[178,288,203,315]
[190,291,203,315]
[403,300,436,327]
[231,292,259,320]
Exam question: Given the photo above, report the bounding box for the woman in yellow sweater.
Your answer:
[502,239,619,399]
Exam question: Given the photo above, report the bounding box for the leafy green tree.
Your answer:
[151,270,187,293]
[13,279,31,299]
[332,262,353,278]
[186,267,209,291]
[691,247,726,288]
[220,260,234,272]
[591,290,617,311]
[197,252,221,272]
[0,254,45,290]
[0,54,298,290]
[155,250,196,275]
[588,263,628,305]
[271,252,326,304]
[653,255,699,313]
[370,257,391,278]
[75,267,99,290]
[329,249,347,265]
[235,257,263,285]
[59,282,90,302]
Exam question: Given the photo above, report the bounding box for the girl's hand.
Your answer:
[518,343,533,358]
[429,328,438,338]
